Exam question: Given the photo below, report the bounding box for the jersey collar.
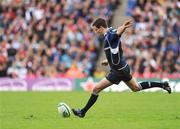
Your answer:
[104,32,107,37]
[104,27,112,37]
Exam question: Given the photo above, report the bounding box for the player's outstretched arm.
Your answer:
[116,19,133,36]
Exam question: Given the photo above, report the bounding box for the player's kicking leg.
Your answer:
[125,77,171,94]
[72,78,112,118]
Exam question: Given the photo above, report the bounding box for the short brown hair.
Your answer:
[91,18,107,28]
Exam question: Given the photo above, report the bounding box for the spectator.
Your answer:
[0,0,119,78]
[124,0,180,79]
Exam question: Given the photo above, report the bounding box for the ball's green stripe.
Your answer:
[62,104,70,116]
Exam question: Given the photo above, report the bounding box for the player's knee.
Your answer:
[93,86,101,94]
[131,88,139,92]
[131,86,140,92]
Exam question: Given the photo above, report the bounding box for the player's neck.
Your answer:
[103,28,108,35]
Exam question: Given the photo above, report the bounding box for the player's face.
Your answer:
[92,26,104,35]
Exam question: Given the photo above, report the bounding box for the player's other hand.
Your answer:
[123,19,133,28]
[101,60,108,66]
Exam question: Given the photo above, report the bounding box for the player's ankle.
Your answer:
[80,109,86,114]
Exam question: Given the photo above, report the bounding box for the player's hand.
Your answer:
[101,60,108,66]
[123,19,133,28]
[117,19,133,36]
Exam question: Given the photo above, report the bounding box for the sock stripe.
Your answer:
[92,91,99,96]
[138,83,142,90]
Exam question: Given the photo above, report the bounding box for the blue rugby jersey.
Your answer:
[104,27,127,70]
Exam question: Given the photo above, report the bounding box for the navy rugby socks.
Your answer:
[139,82,164,90]
[81,93,99,114]
[80,82,165,114]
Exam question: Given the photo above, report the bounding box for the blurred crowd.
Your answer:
[124,0,180,79]
[0,0,119,79]
[0,0,179,80]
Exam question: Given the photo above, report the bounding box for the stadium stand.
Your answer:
[0,0,119,79]
[124,0,180,79]
[0,0,179,79]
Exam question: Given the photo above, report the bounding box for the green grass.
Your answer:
[0,92,180,129]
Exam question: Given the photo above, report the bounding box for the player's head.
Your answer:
[91,18,107,35]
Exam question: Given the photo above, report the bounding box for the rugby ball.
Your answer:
[57,102,71,118]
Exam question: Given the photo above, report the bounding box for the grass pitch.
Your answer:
[0,92,180,129]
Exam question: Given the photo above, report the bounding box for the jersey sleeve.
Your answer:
[108,28,120,41]
[107,29,120,45]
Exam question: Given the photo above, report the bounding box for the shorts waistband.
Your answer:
[117,64,128,71]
